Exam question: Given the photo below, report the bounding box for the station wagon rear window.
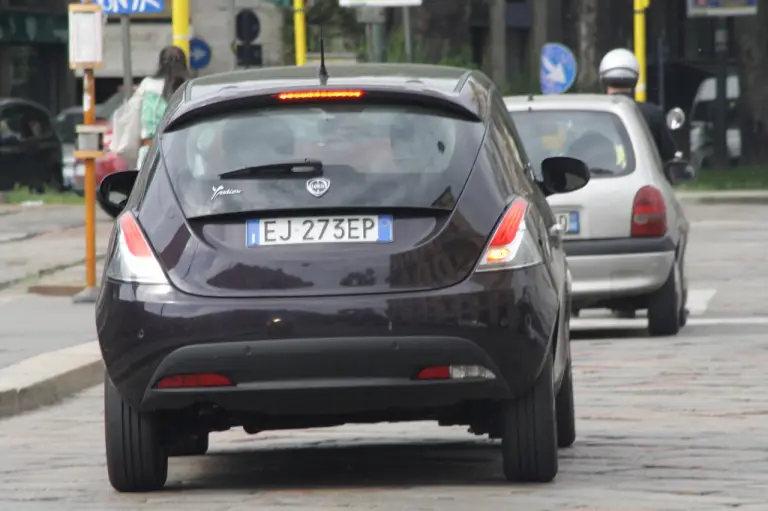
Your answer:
[159,104,486,217]
[510,110,635,178]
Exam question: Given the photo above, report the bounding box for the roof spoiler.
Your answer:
[163,86,483,133]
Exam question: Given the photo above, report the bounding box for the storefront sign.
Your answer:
[687,0,757,17]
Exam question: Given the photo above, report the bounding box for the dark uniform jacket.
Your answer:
[614,92,677,162]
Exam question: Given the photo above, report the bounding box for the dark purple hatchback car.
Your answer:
[95,63,589,492]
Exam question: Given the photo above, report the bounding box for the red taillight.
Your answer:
[414,365,497,380]
[476,198,541,271]
[415,366,451,380]
[156,373,233,389]
[277,90,364,101]
[631,185,667,237]
[489,199,527,247]
[118,213,153,258]
[105,212,168,284]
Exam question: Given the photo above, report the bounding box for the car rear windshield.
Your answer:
[510,110,635,178]
[159,103,486,217]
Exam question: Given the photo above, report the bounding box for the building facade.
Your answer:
[0,0,71,114]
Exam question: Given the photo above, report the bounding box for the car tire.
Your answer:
[167,434,209,457]
[104,374,168,492]
[500,353,558,483]
[555,358,576,448]
[678,255,689,327]
[647,262,681,337]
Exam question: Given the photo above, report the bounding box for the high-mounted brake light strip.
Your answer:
[277,90,364,101]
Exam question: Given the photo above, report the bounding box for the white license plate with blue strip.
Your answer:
[556,211,580,234]
[247,215,394,247]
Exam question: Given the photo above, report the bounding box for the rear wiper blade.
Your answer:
[219,159,323,179]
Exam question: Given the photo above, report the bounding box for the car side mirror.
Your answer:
[97,169,139,219]
[664,158,697,185]
[666,107,686,131]
[539,156,590,196]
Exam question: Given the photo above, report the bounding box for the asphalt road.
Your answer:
[0,200,765,509]
[0,324,765,510]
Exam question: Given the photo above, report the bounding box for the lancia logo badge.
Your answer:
[306,177,331,198]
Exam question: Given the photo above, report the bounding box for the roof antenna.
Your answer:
[318,26,329,86]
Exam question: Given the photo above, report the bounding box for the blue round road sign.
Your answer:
[540,42,578,95]
[189,37,212,70]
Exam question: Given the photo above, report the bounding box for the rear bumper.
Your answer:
[96,267,559,415]
[141,336,509,415]
[564,237,675,307]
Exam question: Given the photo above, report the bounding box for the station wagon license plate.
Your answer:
[246,215,394,247]
[556,212,580,234]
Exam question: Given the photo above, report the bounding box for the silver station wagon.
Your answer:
[505,94,695,336]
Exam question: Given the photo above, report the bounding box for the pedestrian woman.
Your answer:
[136,45,189,167]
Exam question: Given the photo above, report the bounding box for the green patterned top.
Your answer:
[137,77,167,167]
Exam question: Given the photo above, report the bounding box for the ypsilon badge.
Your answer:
[211,185,242,201]
[306,177,330,198]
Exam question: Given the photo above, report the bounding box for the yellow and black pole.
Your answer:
[294,0,307,66]
[172,0,190,64]
[633,0,650,102]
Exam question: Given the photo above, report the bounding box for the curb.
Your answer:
[0,253,106,293]
[0,341,103,420]
[677,191,768,205]
[27,284,97,297]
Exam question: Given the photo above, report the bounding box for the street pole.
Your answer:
[228,0,236,70]
[371,22,385,62]
[172,0,190,64]
[657,35,665,111]
[713,17,729,169]
[293,0,307,66]
[633,0,649,102]
[490,0,506,87]
[69,0,102,303]
[402,6,412,62]
[120,15,132,100]
[365,23,374,62]
[83,66,97,295]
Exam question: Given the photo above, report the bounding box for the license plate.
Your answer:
[556,212,580,234]
[246,215,394,247]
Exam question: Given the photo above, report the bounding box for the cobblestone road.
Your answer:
[1,323,766,510]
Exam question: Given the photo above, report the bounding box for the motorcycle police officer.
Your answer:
[598,48,677,163]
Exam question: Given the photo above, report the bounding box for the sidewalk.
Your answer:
[0,293,102,419]
[0,207,112,418]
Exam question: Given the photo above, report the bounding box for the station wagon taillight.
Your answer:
[104,212,168,284]
[476,198,543,272]
[631,186,667,237]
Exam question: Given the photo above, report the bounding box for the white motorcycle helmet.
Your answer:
[599,48,640,90]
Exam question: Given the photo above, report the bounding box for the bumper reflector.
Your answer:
[155,373,233,389]
[415,365,496,381]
